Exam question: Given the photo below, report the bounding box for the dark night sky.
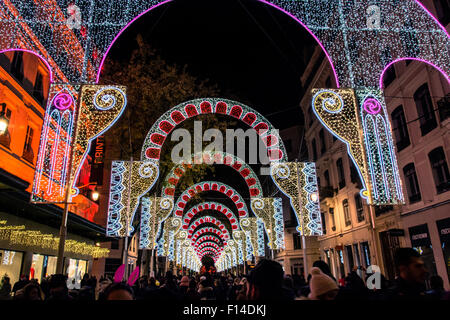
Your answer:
[105,0,319,129]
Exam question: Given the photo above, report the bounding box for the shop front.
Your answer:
[436,218,450,282]
[408,224,438,277]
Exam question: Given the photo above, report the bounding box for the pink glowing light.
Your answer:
[363,98,381,115]
[96,0,340,87]
[53,92,74,110]
[379,57,450,89]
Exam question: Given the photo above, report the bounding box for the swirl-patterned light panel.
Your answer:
[270,162,322,236]
[251,197,285,250]
[240,217,265,257]
[32,85,127,204]
[139,197,174,249]
[311,89,404,205]
[106,160,159,237]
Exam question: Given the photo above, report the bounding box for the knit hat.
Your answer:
[308,267,338,299]
[180,276,190,287]
[200,276,206,281]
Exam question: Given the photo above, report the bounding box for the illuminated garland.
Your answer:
[173,181,249,218]
[139,197,174,249]
[182,201,239,232]
[250,198,285,249]
[106,161,159,237]
[0,221,109,258]
[240,217,265,257]
[270,162,322,235]
[162,151,263,197]
[141,98,286,162]
[187,216,229,239]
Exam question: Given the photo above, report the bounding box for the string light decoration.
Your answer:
[232,230,249,262]
[0,221,109,258]
[1,1,448,88]
[159,217,181,260]
[356,89,404,205]
[270,162,322,236]
[311,88,404,205]
[181,201,239,232]
[106,160,159,237]
[139,197,174,249]
[32,84,127,203]
[162,151,263,198]
[141,98,286,163]
[240,217,265,257]
[173,181,250,218]
[32,84,79,203]
[250,198,285,249]
[187,216,230,239]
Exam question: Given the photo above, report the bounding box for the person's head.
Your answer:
[48,274,68,297]
[23,283,42,300]
[188,279,197,290]
[103,282,135,300]
[247,259,284,300]
[312,260,332,276]
[148,277,156,286]
[394,248,427,283]
[1,275,10,285]
[180,276,190,287]
[308,267,339,300]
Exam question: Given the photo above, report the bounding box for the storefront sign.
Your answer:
[437,218,450,243]
[89,135,105,185]
[409,224,431,247]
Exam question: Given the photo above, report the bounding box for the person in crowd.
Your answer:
[179,275,190,295]
[185,279,201,301]
[12,274,29,296]
[246,259,293,300]
[282,275,296,300]
[336,269,369,300]
[236,277,248,300]
[0,275,11,300]
[302,267,339,300]
[46,274,72,300]
[80,273,90,288]
[312,260,337,282]
[102,282,135,300]
[20,282,43,301]
[386,248,429,300]
[213,277,227,301]
[198,279,215,300]
[227,277,241,301]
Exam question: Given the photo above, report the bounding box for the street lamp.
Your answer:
[0,103,8,135]
[91,189,99,201]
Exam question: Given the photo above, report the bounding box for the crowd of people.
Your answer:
[0,248,448,301]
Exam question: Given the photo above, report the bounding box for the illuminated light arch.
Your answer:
[188,216,229,238]
[196,241,221,251]
[2,1,448,87]
[379,57,450,88]
[182,202,239,232]
[174,181,250,218]
[162,151,263,197]
[141,98,286,162]
[190,226,229,244]
[193,234,223,247]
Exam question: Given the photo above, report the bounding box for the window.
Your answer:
[293,233,302,250]
[336,158,346,189]
[428,147,450,194]
[403,163,422,203]
[437,94,449,122]
[324,170,331,187]
[355,194,365,222]
[0,105,12,148]
[22,126,34,163]
[434,0,450,25]
[319,129,326,154]
[349,161,362,188]
[361,242,371,268]
[11,51,24,82]
[311,139,317,161]
[329,208,336,231]
[320,211,327,235]
[343,199,351,226]
[383,65,396,88]
[33,71,45,105]
[391,105,410,151]
[414,83,437,136]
